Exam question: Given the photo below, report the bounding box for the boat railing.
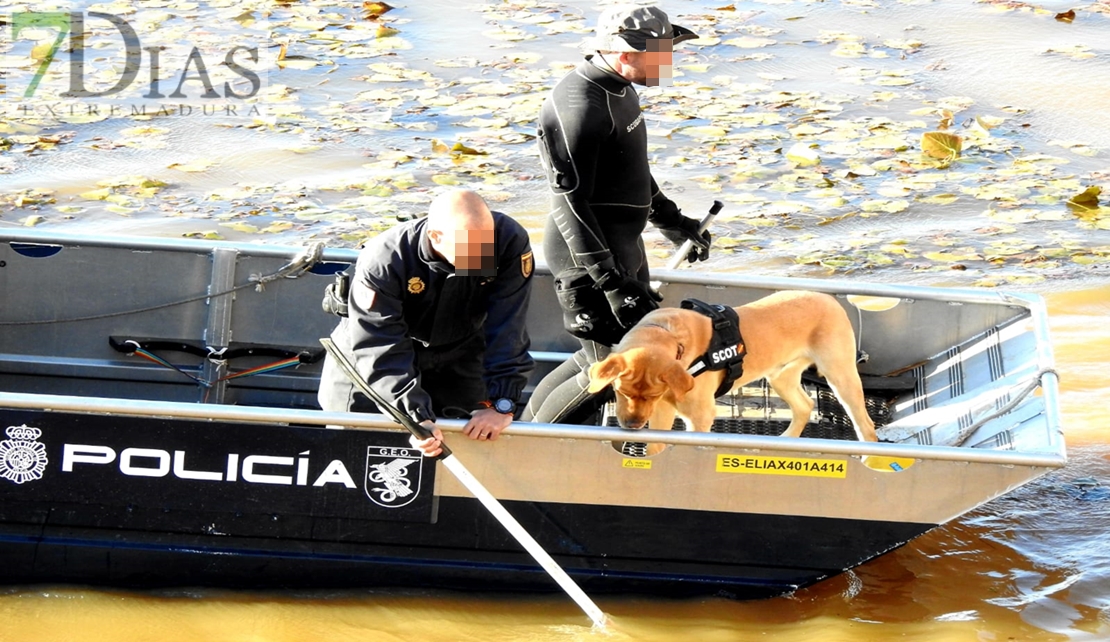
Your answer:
[0,390,1065,469]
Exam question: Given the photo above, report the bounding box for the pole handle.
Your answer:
[664,200,724,271]
[320,338,452,458]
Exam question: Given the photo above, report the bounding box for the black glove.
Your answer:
[659,215,712,263]
[601,276,661,329]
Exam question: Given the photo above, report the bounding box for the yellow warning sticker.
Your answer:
[622,458,652,470]
[716,454,847,478]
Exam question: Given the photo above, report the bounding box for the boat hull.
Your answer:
[0,231,1065,597]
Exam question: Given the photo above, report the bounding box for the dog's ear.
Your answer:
[587,355,625,393]
[660,361,696,402]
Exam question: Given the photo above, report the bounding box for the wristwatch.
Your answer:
[479,398,515,414]
[492,398,515,414]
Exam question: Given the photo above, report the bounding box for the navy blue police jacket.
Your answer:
[318,212,534,424]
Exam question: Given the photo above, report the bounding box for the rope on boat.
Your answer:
[214,356,304,381]
[117,340,318,388]
[126,341,210,387]
[953,366,1058,446]
[0,241,325,326]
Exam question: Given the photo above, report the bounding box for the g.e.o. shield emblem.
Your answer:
[365,446,423,508]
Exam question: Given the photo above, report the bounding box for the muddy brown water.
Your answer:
[1,0,1109,639]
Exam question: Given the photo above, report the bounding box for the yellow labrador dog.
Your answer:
[588,291,877,450]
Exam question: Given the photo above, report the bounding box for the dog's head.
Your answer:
[587,348,695,430]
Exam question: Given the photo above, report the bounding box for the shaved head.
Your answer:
[428,189,493,233]
[426,190,497,275]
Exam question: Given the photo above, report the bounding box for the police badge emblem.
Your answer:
[407,277,425,294]
[0,425,48,485]
[521,251,533,278]
[365,446,423,508]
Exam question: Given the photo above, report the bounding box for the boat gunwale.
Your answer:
[0,390,1066,470]
[0,230,1065,468]
[0,228,1053,307]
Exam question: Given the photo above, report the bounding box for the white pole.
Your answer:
[442,456,608,628]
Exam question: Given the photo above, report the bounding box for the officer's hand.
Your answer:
[659,215,712,263]
[409,421,444,458]
[603,277,661,329]
[463,408,512,441]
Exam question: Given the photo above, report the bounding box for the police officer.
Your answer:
[524,5,711,424]
[318,190,534,456]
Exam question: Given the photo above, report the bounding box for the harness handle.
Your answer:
[680,298,747,398]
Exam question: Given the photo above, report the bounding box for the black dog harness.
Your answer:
[681,299,746,398]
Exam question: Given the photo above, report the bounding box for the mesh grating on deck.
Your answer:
[607,379,895,456]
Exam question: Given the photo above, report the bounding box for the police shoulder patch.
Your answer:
[521,251,534,278]
[354,286,376,311]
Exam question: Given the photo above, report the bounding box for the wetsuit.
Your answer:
[318,212,534,423]
[526,56,687,423]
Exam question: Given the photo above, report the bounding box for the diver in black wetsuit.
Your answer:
[524,5,712,424]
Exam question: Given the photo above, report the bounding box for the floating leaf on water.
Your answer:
[1068,185,1101,210]
[1044,45,1095,60]
[231,10,254,26]
[817,212,855,226]
[679,125,729,139]
[832,42,867,58]
[363,1,394,17]
[976,115,1006,130]
[79,188,113,201]
[873,76,915,87]
[921,131,962,160]
[861,199,910,213]
[483,27,534,42]
[390,174,420,190]
[362,185,393,198]
[786,143,821,167]
[372,36,411,50]
[220,222,260,234]
[168,159,216,173]
[120,125,171,137]
[923,250,981,262]
[451,142,487,156]
[499,132,536,144]
[1054,9,1076,22]
[461,117,510,129]
[431,174,463,186]
[917,193,960,205]
[376,25,400,39]
[183,231,224,240]
[277,55,319,70]
[289,19,330,31]
[883,38,924,51]
[262,221,295,234]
